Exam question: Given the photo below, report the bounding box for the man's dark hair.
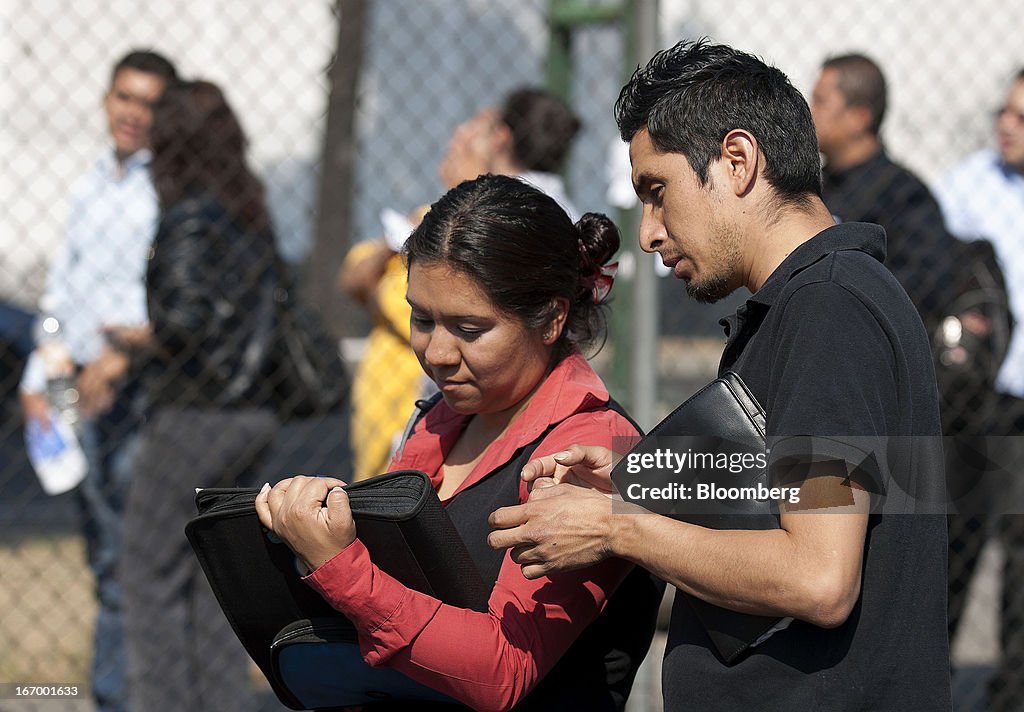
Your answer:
[111,50,178,85]
[500,88,582,173]
[823,53,887,135]
[615,38,821,205]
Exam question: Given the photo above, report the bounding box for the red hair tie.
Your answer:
[591,261,618,305]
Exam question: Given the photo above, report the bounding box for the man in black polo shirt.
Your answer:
[488,40,950,710]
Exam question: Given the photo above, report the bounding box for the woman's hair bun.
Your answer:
[575,212,621,273]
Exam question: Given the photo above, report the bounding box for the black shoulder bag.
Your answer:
[270,264,349,421]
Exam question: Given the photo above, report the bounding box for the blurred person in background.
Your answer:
[811,53,956,335]
[935,67,1024,712]
[259,174,660,711]
[340,87,582,482]
[437,87,581,219]
[809,55,1000,654]
[114,79,280,711]
[17,49,177,712]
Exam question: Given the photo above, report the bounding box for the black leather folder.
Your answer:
[611,371,784,664]
[185,469,489,710]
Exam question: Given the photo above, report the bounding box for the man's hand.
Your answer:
[20,391,51,430]
[488,483,619,579]
[103,324,154,351]
[520,444,619,494]
[77,347,130,418]
[255,475,355,572]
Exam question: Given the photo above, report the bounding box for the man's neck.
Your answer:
[112,149,135,179]
[111,147,151,180]
[742,199,837,294]
[824,134,881,173]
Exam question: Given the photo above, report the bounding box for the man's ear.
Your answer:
[721,129,759,197]
[845,105,874,137]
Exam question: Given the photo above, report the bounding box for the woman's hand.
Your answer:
[255,475,356,572]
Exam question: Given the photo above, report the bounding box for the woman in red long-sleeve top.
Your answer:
[257,174,662,712]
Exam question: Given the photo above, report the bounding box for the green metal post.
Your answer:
[546,4,572,99]
[628,0,659,430]
[544,0,635,407]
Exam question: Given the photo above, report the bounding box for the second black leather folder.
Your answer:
[611,371,785,665]
[186,469,489,710]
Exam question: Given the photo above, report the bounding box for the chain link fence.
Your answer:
[2,0,1024,710]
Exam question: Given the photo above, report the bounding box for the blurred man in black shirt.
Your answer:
[813,54,1011,665]
[811,53,956,334]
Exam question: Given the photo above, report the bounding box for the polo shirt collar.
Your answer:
[747,221,887,308]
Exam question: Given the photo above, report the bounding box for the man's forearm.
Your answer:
[609,507,866,628]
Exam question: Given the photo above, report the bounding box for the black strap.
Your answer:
[394,392,444,460]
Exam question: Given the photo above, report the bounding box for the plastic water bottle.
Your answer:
[39,316,81,426]
[24,315,88,495]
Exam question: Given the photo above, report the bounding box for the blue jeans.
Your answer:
[0,300,34,396]
[0,301,33,356]
[76,380,143,712]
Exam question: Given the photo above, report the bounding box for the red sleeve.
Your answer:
[516,407,642,503]
[303,408,640,712]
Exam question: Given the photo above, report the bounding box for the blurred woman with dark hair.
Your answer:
[116,80,280,712]
[148,80,271,234]
[258,175,662,712]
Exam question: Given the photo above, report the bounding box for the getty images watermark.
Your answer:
[607,435,1024,516]
[620,449,801,505]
